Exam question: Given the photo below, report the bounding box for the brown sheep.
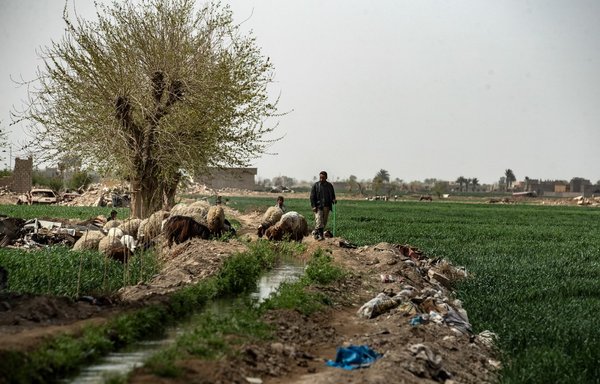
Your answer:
[264,211,309,242]
[257,206,284,237]
[163,215,211,247]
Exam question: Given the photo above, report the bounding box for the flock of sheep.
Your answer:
[72,200,310,262]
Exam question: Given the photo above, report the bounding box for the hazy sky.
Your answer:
[1,0,599,184]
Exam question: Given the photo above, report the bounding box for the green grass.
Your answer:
[0,246,160,298]
[224,196,600,383]
[0,204,130,220]
[3,199,600,383]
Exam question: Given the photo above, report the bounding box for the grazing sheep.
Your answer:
[120,234,137,253]
[162,215,211,246]
[118,218,142,238]
[107,227,124,239]
[138,210,169,241]
[98,234,122,254]
[419,195,432,201]
[170,202,209,225]
[103,219,121,231]
[257,206,284,238]
[72,230,105,251]
[264,211,309,242]
[206,205,225,237]
[105,245,132,263]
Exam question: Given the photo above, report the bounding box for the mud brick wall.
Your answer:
[11,157,33,193]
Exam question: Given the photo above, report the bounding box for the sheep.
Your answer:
[107,227,124,239]
[162,215,211,246]
[103,219,121,231]
[118,218,142,239]
[257,206,284,238]
[419,195,432,201]
[98,234,122,254]
[206,205,225,237]
[264,211,309,242]
[170,202,209,225]
[120,234,137,253]
[72,230,105,251]
[137,210,169,243]
[105,245,132,263]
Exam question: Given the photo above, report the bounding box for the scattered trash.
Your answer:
[339,240,358,249]
[409,314,429,326]
[444,307,472,335]
[380,274,395,283]
[407,343,452,381]
[357,292,403,319]
[326,345,382,370]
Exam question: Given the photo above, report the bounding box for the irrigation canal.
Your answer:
[65,258,306,384]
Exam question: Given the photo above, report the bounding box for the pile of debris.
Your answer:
[59,183,131,207]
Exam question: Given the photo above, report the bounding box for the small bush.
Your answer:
[302,249,345,285]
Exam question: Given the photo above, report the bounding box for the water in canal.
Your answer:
[66,258,306,384]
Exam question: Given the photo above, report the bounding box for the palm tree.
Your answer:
[374,169,390,183]
[373,169,390,195]
[505,169,516,190]
[456,176,467,192]
[471,177,479,191]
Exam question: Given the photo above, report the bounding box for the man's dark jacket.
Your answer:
[310,181,336,210]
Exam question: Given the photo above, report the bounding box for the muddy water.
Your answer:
[66,258,306,384]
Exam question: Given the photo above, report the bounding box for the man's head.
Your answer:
[110,210,117,219]
[319,171,328,182]
[277,196,284,206]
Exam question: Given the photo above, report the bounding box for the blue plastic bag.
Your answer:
[325,345,382,370]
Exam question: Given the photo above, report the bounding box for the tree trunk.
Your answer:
[130,174,163,219]
[161,172,181,211]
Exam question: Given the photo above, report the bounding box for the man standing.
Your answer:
[310,170,336,240]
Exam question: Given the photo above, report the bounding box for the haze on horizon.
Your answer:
[1,0,599,185]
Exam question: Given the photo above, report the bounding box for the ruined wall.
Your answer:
[11,157,33,193]
[196,167,257,190]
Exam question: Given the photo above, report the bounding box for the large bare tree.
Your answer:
[18,0,278,218]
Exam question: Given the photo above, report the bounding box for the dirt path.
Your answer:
[0,208,499,383]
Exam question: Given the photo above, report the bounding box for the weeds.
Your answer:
[0,247,161,297]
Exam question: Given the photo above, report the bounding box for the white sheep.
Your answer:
[107,227,124,239]
[120,234,137,253]
[257,206,284,237]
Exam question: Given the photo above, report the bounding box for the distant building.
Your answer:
[195,167,257,190]
[569,177,591,194]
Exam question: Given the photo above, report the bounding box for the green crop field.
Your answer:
[2,199,599,383]
[228,196,600,384]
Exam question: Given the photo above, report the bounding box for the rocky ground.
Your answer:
[0,202,500,383]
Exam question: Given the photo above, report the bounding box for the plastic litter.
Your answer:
[409,314,429,326]
[357,293,403,319]
[326,345,382,370]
